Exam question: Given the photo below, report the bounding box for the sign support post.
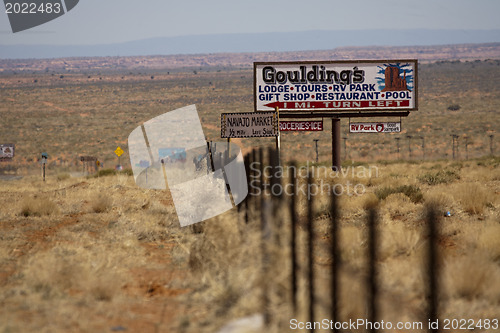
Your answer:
[114,146,124,170]
[313,139,319,163]
[41,152,48,182]
[275,107,281,165]
[332,118,341,171]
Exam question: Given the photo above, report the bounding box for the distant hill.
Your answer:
[1,29,499,60]
[0,43,499,74]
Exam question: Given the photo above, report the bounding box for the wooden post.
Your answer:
[244,153,250,224]
[464,136,469,160]
[407,135,413,160]
[259,147,270,327]
[420,136,425,160]
[252,148,258,211]
[331,118,341,171]
[275,107,281,165]
[342,137,347,161]
[489,134,494,155]
[451,135,457,160]
[395,137,401,160]
[208,141,215,172]
[313,139,319,163]
[41,153,48,181]
[206,141,212,173]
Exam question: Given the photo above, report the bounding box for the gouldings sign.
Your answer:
[254,60,418,112]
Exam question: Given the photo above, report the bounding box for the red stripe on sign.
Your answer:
[280,121,323,132]
[265,100,410,109]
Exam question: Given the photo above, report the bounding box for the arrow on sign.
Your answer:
[264,100,410,109]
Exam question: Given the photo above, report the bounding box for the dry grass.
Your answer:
[0,157,498,332]
[90,193,113,213]
[454,182,491,214]
[442,251,497,300]
[20,196,59,217]
[379,222,422,259]
[424,189,455,211]
[381,192,420,220]
[22,241,127,302]
[476,221,500,261]
[0,58,499,331]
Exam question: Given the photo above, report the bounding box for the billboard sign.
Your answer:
[221,112,278,138]
[0,144,15,161]
[280,120,323,132]
[349,122,401,133]
[254,60,417,112]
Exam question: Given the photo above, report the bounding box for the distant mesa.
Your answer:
[382,66,408,92]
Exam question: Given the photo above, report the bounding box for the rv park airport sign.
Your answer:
[254,60,417,112]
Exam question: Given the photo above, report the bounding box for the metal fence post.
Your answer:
[367,208,378,333]
[307,172,315,332]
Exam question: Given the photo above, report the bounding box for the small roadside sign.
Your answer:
[80,156,97,162]
[280,120,323,132]
[221,112,278,138]
[115,146,124,157]
[349,122,401,133]
[0,144,15,161]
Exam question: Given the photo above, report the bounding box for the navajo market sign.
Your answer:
[254,60,418,112]
[350,122,401,133]
[221,112,278,138]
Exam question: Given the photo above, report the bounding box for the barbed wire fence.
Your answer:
[242,147,441,332]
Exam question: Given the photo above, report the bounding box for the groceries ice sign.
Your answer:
[254,60,417,112]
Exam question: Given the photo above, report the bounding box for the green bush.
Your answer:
[418,170,460,185]
[92,168,133,178]
[119,168,133,176]
[96,169,117,177]
[375,185,423,203]
[56,173,70,181]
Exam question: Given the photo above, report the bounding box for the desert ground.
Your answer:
[0,48,499,332]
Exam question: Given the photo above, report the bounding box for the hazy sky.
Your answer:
[1,0,499,45]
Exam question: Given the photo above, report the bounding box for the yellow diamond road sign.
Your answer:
[114,146,124,157]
